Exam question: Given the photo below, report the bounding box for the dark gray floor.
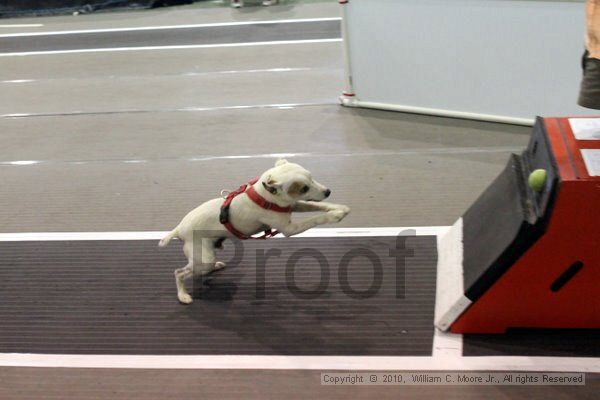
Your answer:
[0,20,341,54]
[0,108,529,232]
[464,330,600,357]
[0,3,531,232]
[0,236,436,355]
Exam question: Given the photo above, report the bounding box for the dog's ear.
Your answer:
[262,178,282,194]
[275,158,288,167]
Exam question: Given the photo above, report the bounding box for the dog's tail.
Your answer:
[158,228,179,248]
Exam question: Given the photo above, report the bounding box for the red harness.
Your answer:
[219,178,291,240]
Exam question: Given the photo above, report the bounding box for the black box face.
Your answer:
[462,119,558,301]
[523,117,560,218]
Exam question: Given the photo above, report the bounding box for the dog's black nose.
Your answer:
[324,189,331,198]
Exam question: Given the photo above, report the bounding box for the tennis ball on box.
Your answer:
[528,169,547,192]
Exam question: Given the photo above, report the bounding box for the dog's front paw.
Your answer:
[336,205,351,215]
[178,292,193,304]
[327,208,348,223]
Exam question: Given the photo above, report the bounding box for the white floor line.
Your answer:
[432,328,463,358]
[0,226,449,242]
[0,102,328,119]
[0,38,343,57]
[0,68,314,84]
[0,79,35,84]
[0,147,521,167]
[0,24,44,29]
[0,17,341,38]
[0,354,598,372]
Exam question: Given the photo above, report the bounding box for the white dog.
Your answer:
[159,159,350,304]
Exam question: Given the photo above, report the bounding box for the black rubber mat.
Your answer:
[0,236,436,355]
[463,329,600,357]
[0,20,341,54]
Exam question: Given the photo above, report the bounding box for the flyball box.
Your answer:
[435,117,600,333]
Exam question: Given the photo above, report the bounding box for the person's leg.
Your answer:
[578,52,600,110]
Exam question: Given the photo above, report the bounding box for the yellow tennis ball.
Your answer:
[528,169,547,192]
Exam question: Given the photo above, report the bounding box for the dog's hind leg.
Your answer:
[175,239,226,304]
[193,238,225,276]
[212,238,227,271]
[174,241,195,304]
[175,263,194,304]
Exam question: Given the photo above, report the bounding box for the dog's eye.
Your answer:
[300,185,310,194]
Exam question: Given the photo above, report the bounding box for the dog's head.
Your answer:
[260,159,331,204]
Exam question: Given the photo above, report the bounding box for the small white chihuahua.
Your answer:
[159,159,350,304]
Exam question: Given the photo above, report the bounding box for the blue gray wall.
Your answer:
[344,0,596,122]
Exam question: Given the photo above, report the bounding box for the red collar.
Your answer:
[219,177,291,240]
[246,184,292,213]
